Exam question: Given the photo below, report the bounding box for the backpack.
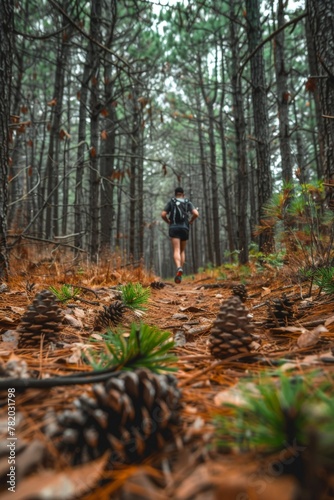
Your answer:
[170,197,189,225]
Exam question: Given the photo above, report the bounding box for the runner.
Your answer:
[161,187,199,283]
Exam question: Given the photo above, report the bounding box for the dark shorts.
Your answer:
[169,225,189,241]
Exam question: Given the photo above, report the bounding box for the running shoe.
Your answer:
[174,267,183,284]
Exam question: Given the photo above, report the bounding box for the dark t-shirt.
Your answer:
[164,198,195,228]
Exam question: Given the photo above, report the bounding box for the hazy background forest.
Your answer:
[1,0,333,279]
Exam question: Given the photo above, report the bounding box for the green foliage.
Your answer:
[258,179,334,267]
[118,282,151,311]
[87,323,177,374]
[214,372,331,454]
[300,266,334,294]
[49,284,80,303]
[249,245,285,268]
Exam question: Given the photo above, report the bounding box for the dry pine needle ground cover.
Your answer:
[1,247,334,499]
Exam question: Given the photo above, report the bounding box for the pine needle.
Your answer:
[86,323,177,374]
[119,282,151,311]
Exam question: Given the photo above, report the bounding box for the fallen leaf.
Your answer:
[1,454,108,500]
[179,306,206,313]
[72,307,86,319]
[66,343,91,364]
[172,313,188,320]
[214,383,259,407]
[325,315,334,326]
[261,287,271,297]
[63,313,83,329]
[280,326,308,334]
[186,325,211,335]
[0,316,16,325]
[297,325,328,348]
[10,306,25,315]
[174,330,186,346]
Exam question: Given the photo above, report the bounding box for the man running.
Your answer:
[161,187,199,283]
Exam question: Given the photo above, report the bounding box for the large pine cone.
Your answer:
[51,369,182,465]
[209,296,254,359]
[266,294,294,327]
[94,300,126,331]
[17,290,63,348]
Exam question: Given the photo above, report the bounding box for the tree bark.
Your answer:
[198,53,221,266]
[246,0,273,253]
[230,3,249,264]
[88,0,102,261]
[307,0,334,180]
[274,0,293,183]
[0,0,13,279]
[44,7,72,239]
[195,91,214,265]
[218,40,235,261]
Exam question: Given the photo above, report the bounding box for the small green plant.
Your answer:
[49,284,80,303]
[214,372,325,453]
[249,245,285,268]
[118,282,150,311]
[300,266,334,295]
[87,322,177,373]
[256,180,334,268]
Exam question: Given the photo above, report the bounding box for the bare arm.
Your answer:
[189,208,199,225]
[161,210,170,224]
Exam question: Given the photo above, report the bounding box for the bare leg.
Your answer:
[180,240,187,268]
[171,238,182,268]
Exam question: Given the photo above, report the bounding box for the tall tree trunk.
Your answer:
[129,90,141,262]
[195,91,214,265]
[7,0,27,232]
[230,4,249,264]
[246,0,273,253]
[74,63,91,251]
[100,74,116,251]
[137,139,144,261]
[207,98,221,266]
[100,0,118,252]
[198,54,221,266]
[0,0,13,279]
[274,0,293,183]
[44,10,71,239]
[305,15,326,179]
[307,0,334,181]
[218,41,235,261]
[88,0,102,261]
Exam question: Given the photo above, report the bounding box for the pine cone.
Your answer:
[266,294,294,327]
[94,300,126,331]
[232,283,247,302]
[209,296,254,359]
[17,290,63,348]
[51,369,182,465]
[150,281,165,290]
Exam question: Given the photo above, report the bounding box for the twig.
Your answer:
[0,366,122,390]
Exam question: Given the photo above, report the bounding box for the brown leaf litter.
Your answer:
[1,258,334,499]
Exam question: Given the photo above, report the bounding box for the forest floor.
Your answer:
[1,253,334,499]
